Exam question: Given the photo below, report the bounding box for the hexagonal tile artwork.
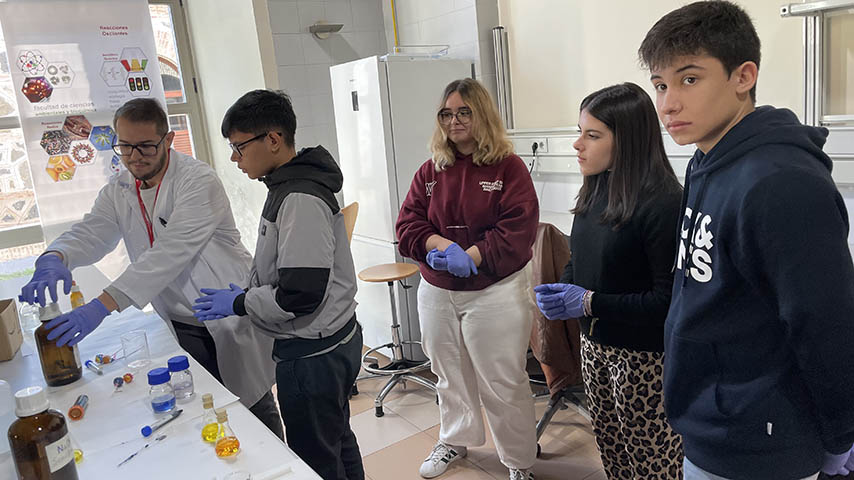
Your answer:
[63,115,92,140]
[21,76,53,103]
[89,125,116,151]
[40,130,71,155]
[17,50,47,76]
[70,141,96,166]
[46,155,75,182]
[100,60,127,87]
[119,47,148,72]
[45,61,74,88]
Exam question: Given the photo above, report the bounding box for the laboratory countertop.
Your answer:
[0,307,320,480]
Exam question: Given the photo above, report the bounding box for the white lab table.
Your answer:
[0,307,320,480]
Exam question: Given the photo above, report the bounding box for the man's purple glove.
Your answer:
[192,283,243,321]
[19,254,72,307]
[443,243,477,278]
[534,283,588,320]
[44,299,110,347]
[823,446,854,476]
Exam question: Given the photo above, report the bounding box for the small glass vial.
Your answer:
[167,355,194,402]
[68,283,84,310]
[7,386,79,480]
[214,408,240,459]
[147,367,176,414]
[35,303,82,387]
[200,393,219,443]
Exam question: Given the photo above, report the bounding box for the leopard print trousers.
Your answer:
[580,335,684,480]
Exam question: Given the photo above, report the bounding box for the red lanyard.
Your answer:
[134,156,169,247]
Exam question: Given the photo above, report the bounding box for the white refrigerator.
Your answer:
[331,55,472,358]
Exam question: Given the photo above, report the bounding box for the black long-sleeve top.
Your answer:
[560,180,681,352]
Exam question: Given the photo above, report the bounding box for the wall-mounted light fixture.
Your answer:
[310,22,344,39]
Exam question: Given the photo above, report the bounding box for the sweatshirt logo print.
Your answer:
[425,181,436,197]
[677,207,714,283]
[479,180,503,192]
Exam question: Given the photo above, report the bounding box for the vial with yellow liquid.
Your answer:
[200,393,219,443]
[69,282,84,310]
[213,408,240,458]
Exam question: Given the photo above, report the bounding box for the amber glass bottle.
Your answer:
[8,386,79,480]
[35,303,82,387]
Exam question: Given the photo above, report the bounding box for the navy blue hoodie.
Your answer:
[665,106,854,479]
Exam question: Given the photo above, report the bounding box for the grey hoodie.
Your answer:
[235,146,358,353]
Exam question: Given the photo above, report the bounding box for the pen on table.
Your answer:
[141,409,183,437]
[117,434,167,467]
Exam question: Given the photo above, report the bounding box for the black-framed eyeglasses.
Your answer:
[229,132,275,157]
[438,108,472,125]
[112,133,169,157]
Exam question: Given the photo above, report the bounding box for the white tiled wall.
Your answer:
[267,0,388,161]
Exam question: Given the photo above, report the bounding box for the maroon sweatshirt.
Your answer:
[396,151,539,291]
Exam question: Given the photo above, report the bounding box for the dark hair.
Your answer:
[113,98,169,135]
[572,83,681,230]
[221,89,296,147]
[638,0,761,102]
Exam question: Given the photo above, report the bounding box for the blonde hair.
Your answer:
[429,78,514,171]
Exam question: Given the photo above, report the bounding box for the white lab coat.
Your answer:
[48,149,275,407]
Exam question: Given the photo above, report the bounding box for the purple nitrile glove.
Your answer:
[443,243,477,278]
[192,283,243,320]
[533,283,588,320]
[19,254,72,307]
[823,446,854,476]
[44,299,111,347]
[426,248,448,271]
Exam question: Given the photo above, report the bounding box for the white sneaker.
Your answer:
[509,468,534,480]
[419,443,467,478]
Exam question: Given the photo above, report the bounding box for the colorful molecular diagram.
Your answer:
[63,115,92,140]
[21,77,53,103]
[40,130,71,155]
[71,142,96,165]
[89,126,116,151]
[109,155,122,176]
[17,50,47,76]
[46,155,76,182]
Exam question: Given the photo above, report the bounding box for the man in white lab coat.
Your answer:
[19,98,284,439]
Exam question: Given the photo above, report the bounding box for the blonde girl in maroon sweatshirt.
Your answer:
[396,78,539,480]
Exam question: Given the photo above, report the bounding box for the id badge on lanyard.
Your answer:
[135,180,162,247]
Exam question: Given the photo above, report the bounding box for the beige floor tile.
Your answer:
[364,431,493,480]
[384,388,440,431]
[350,403,422,456]
[476,440,603,480]
[350,374,407,416]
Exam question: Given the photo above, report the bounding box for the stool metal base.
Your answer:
[357,341,436,417]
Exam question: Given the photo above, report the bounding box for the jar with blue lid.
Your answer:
[147,367,176,414]
[167,355,194,402]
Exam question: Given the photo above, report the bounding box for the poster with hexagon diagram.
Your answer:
[0,0,167,282]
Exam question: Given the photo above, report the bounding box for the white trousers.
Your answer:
[417,265,537,470]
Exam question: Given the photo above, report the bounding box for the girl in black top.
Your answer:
[534,83,683,480]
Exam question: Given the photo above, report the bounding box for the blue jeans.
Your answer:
[683,457,819,480]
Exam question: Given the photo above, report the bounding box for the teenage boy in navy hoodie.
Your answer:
[639,2,854,479]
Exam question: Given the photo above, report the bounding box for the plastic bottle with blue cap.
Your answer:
[147,367,175,414]
[167,355,194,402]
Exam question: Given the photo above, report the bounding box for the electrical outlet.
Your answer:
[528,138,548,154]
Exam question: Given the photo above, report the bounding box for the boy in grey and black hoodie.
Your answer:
[193,89,364,480]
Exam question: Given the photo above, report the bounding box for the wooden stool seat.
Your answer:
[358,262,419,283]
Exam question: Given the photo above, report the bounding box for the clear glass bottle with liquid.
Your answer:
[214,408,240,458]
[7,386,79,480]
[69,283,84,310]
[200,393,219,443]
[35,304,82,387]
[167,355,194,402]
[147,368,176,414]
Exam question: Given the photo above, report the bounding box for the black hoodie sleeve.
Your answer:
[590,191,681,323]
[740,170,854,454]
